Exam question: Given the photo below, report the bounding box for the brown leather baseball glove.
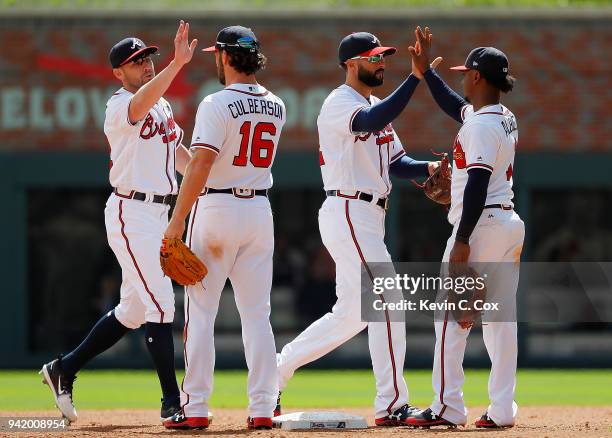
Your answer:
[447,267,487,329]
[160,238,208,286]
[412,151,452,205]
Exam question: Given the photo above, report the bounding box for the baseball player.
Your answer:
[40,21,198,424]
[276,32,442,426]
[406,27,524,428]
[161,26,285,431]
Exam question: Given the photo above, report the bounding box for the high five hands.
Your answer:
[173,20,199,67]
[409,26,443,79]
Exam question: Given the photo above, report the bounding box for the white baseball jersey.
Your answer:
[448,103,518,225]
[190,83,285,190]
[317,84,406,197]
[104,88,183,195]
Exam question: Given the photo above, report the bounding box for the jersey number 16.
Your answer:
[233,121,277,168]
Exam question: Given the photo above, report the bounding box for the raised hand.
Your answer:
[409,26,442,78]
[173,20,198,67]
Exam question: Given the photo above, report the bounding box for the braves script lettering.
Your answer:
[139,113,177,143]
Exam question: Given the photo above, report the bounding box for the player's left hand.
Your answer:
[449,241,471,277]
[173,20,198,67]
[165,217,186,240]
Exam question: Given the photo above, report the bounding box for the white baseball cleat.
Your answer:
[40,356,77,423]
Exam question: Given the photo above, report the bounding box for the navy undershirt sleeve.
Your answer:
[423,69,468,124]
[351,74,420,133]
[389,155,430,180]
[455,168,491,243]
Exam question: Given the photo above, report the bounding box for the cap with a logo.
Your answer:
[202,25,259,53]
[450,47,509,82]
[338,32,396,65]
[109,37,158,68]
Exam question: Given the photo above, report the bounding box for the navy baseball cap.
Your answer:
[338,32,396,65]
[109,37,158,68]
[450,47,509,81]
[202,26,259,53]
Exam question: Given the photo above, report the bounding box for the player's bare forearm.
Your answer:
[173,151,215,221]
[129,20,197,123]
[175,144,192,175]
[166,149,216,239]
[129,61,182,122]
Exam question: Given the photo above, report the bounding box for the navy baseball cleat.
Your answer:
[375,404,420,426]
[160,397,181,422]
[406,408,457,428]
[40,356,77,422]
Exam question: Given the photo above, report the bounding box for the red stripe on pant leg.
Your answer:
[439,309,449,417]
[183,295,190,369]
[344,200,374,280]
[379,297,400,414]
[188,199,199,249]
[344,200,400,414]
[181,198,199,411]
[180,291,191,410]
[118,200,165,322]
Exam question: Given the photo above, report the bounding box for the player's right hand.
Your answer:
[165,217,186,240]
[409,26,440,77]
[173,20,198,67]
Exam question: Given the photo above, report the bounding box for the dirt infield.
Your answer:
[2,407,611,437]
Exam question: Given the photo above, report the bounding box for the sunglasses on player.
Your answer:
[350,54,385,63]
[216,37,259,52]
[130,54,157,66]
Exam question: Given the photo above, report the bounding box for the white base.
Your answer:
[272,411,367,430]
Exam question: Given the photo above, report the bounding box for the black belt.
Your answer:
[202,188,268,198]
[114,189,174,205]
[484,204,513,210]
[326,190,389,210]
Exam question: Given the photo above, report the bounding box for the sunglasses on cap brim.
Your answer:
[217,37,259,51]
[349,53,385,63]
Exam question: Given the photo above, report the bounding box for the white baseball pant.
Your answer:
[277,196,409,419]
[104,193,175,328]
[430,208,524,426]
[180,193,278,418]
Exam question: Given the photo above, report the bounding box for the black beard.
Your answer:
[358,66,384,87]
[217,61,226,85]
